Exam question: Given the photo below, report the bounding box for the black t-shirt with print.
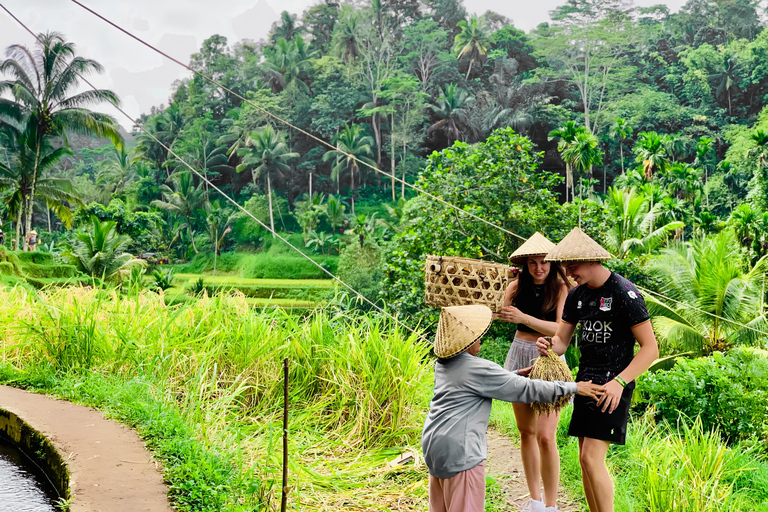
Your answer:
[561,272,650,384]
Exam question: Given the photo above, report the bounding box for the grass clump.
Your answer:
[0,287,433,510]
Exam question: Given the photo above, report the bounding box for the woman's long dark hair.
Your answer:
[509,259,571,316]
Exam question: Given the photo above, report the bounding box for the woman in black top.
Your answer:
[497,233,571,512]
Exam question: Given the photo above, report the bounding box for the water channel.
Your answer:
[0,439,57,511]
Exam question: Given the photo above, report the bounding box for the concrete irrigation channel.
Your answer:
[0,385,173,511]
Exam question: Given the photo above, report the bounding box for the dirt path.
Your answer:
[0,385,173,512]
[485,427,581,512]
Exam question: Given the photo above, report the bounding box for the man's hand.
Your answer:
[596,380,624,413]
[535,336,551,356]
[517,365,532,377]
[576,380,605,400]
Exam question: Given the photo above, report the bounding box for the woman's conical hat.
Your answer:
[544,227,611,262]
[508,232,556,266]
[434,305,493,359]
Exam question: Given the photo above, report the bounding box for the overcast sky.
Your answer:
[0,0,689,129]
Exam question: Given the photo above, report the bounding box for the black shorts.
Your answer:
[568,381,634,444]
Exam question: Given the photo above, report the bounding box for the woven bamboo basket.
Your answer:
[424,255,512,312]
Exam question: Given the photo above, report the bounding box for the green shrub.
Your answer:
[238,254,338,279]
[202,284,331,302]
[639,348,768,444]
[22,263,80,278]
[15,251,54,265]
[336,240,383,306]
[0,262,14,276]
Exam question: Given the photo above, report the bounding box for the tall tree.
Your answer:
[236,126,298,236]
[322,123,375,216]
[0,32,122,250]
[549,121,587,202]
[610,117,633,176]
[634,131,671,180]
[452,15,491,79]
[427,83,475,146]
[151,172,208,254]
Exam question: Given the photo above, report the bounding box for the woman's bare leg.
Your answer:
[513,402,541,501]
[536,410,561,507]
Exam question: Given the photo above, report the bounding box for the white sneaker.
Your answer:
[521,499,545,512]
[543,507,560,512]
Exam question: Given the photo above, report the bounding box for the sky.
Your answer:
[0,0,689,129]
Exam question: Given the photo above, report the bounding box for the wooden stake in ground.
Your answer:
[529,343,574,415]
[281,358,289,512]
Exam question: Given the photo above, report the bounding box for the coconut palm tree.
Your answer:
[610,117,633,176]
[237,125,298,236]
[323,194,347,233]
[634,131,671,180]
[549,121,587,202]
[452,16,490,79]
[96,143,137,196]
[603,186,683,258]
[64,216,145,282]
[427,83,475,145]
[646,230,768,355]
[0,32,122,249]
[261,36,317,94]
[322,124,375,216]
[664,162,702,202]
[709,54,739,115]
[271,11,304,42]
[151,172,208,254]
[0,118,82,249]
[561,130,603,200]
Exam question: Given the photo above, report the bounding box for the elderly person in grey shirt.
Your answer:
[422,305,604,512]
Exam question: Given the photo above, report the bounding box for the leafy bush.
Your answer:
[15,251,54,265]
[153,267,176,291]
[336,240,384,306]
[639,348,768,444]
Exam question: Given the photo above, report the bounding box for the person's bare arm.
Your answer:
[536,321,576,356]
[596,321,659,413]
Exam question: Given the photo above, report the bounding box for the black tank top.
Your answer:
[515,283,556,333]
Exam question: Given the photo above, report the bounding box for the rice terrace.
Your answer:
[0,0,768,511]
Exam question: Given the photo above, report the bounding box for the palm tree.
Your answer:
[427,83,474,145]
[603,187,683,258]
[324,194,347,234]
[709,54,739,115]
[610,117,633,176]
[646,230,767,355]
[96,143,137,196]
[64,216,145,282]
[261,36,316,94]
[694,136,714,207]
[664,162,702,202]
[334,14,360,65]
[549,121,587,202]
[730,203,759,247]
[0,118,82,249]
[452,16,490,79]
[634,131,671,180]
[236,125,298,236]
[561,130,603,199]
[0,32,122,249]
[322,124,375,216]
[204,200,236,255]
[271,11,304,42]
[151,172,208,254]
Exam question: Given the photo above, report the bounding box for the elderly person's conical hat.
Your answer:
[544,227,611,262]
[434,305,493,359]
[508,232,556,266]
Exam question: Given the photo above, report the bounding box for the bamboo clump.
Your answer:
[529,346,574,415]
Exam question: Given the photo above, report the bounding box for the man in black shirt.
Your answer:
[536,228,658,512]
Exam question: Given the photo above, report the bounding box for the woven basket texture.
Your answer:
[424,255,511,312]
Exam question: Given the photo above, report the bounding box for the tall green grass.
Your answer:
[0,287,433,511]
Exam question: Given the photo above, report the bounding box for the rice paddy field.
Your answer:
[0,286,767,511]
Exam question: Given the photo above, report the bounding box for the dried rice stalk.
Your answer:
[529,345,574,415]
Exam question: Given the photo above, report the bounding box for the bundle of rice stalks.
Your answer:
[529,346,574,415]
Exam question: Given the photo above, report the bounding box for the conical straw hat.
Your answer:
[544,227,611,262]
[508,232,556,266]
[434,305,493,359]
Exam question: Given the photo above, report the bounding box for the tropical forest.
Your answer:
[0,0,767,511]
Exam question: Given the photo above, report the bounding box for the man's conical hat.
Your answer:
[433,305,493,359]
[544,227,611,262]
[508,232,556,266]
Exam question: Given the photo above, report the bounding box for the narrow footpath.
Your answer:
[485,427,581,512]
[0,385,173,512]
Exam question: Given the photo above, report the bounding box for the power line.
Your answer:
[0,3,431,346]
[67,0,527,242]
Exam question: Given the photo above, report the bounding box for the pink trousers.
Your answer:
[428,462,485,512]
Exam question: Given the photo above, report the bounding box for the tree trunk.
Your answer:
[465,59,474,80]
[401,141,406,199]
[350,164,356,216]
[309,171,312,198]
[189,223,199,254]
[391,112,396,202]
[620,143,625,175]
[23,141,43,251]
[268,174,275,237]
[15,206,22,252]
[372,112,382,174]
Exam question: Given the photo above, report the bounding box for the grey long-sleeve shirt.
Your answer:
[421,352,578,479]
